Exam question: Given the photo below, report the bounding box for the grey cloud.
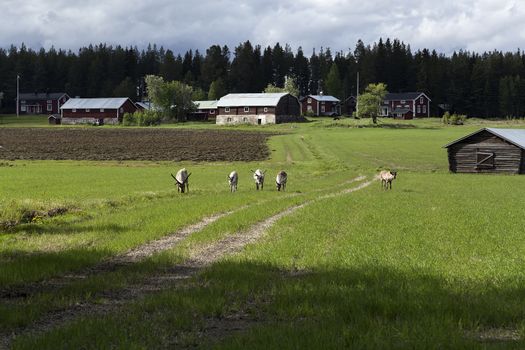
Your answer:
[0,0,523,55]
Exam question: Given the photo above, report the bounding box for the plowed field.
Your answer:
[0,128,273,161]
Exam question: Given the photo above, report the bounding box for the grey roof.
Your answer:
[194,100,218,109]
[19,92,68,101]
[61,98,132,110]
[444,128,525,149]
[303,95,340,102]
[217,93,290,107]
[384,92,431,102]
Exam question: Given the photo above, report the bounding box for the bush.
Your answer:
[122,111,161,126]
[305,110,315,117]
[442,112,466,125]
[123,113,137,126]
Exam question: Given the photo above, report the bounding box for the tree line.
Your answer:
[1,39,525,117]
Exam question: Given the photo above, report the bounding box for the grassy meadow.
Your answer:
[1,116,525,348]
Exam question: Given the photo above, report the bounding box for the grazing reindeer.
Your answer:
[275,171,287,191]
[379,170,397,190]
[171,168,191,193]
[251,169,265,190]
[228,171,238,192]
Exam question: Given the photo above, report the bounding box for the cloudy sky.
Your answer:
[0,0,523,55]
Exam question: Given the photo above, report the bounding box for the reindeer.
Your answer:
[171,168,191,193]
[228,171,238,192]
[379,170,397,190]
[251,169,265,190]
[276,171,287,191]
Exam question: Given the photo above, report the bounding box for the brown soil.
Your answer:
[0,128,273,162]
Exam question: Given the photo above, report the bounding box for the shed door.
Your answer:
[476,150,495,169]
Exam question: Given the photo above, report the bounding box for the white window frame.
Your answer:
[420,97,424,104]
[21,100,26,104]
[47,103,53,112]
[321,106,325,113]
[72,109,77,113]
[210,109,215,114]
[119,107,124,113]
[244,106,250,113]
[307,105,313,112]
[86,109,90,112]
[225,107,230,113]
[417,105,421,114]
[423,105,427,113]
[21,105,27,112]
[100,108,104,112]
[263,107,268,113]
[400,100,406,104]
[307,98,312,103]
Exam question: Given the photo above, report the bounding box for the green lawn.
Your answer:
[2,117,525,349]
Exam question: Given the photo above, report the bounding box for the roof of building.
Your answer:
[444,128,525,149]
[302,95,340,102]
[61,98,132,110]
[194,100,218,109]
[217,93,290,107]
[384,92,431,101]
[19,92,68,101]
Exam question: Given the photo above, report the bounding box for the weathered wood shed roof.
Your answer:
[444,128,525,150]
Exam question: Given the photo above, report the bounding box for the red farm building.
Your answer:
[380,92,431,119]
[60,97,138,125]
[17,92,70,115]
[300,94,341,116]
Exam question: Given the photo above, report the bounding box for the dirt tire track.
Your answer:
[1,177,372,349]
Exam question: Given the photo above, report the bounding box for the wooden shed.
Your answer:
[444,128,525,174]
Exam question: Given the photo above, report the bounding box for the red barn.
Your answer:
[60,98,138,125]
[380,92,431,119]
[189,100,218,121]
[300,95,341,116]
[18,92,69,115]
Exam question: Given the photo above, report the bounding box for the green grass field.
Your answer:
[1,117,525,349]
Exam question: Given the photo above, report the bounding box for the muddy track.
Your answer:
[1,177,373,349]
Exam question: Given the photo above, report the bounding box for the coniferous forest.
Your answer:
[1,38,525,117]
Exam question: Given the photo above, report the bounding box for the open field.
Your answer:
[1,117,525,349]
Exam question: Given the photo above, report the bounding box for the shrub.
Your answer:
[442,112,466,125]
[122,111,161,126]
[305,110,315,117]
[123,113,137,126]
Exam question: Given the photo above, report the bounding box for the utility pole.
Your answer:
[356,72,359,117]
[16,74,20,117]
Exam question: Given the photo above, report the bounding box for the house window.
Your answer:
[307,98,312,103]
[86,109,90,112]
[321,106,325,113]
[400,100,406,104]
[72,109,77,113]
[420,97,424,104]
[21,100,26,104]
[417,106,421,114]
[263,107,268,113]
[243,117,248,122]
[423,105,427,113]
[210,110,215,114]
[227,117,232,122]
[225,107,230,113]
[47,103,53,112]
[244,107,250,113]
[100,109,104,112]
[307,105,313,112]
[47,100,52,103]
[21,105,26,112]
[119,107,123,113]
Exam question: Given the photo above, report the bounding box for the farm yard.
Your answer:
[1,116,525,349]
